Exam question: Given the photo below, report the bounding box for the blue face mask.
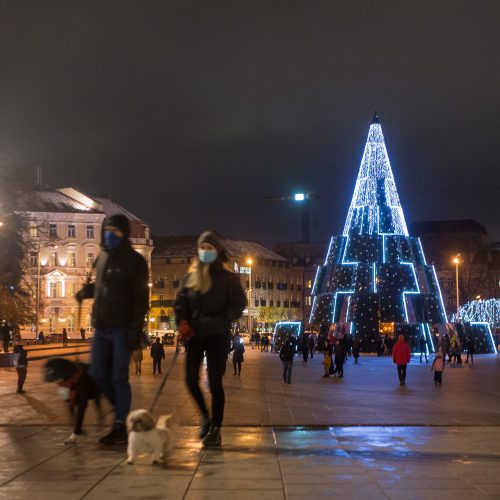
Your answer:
[198,249,218,264]
[103,230,123,250]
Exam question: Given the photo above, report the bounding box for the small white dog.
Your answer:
[126,409,178,465]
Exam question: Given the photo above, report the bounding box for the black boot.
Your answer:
[99,422,127,445]
[202,425,221,447]
[199,416,211,439]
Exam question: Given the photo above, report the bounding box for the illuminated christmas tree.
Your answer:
[310,112,448,352]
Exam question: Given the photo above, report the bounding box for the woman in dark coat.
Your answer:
[232,335,245,376]
[174,231,246,447]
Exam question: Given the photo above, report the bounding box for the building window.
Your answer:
[49,224,57,238]
[260,299,266,306]
[86,225,94,238]
[86,252,95,267]
[67,251,77,267]
[50,282,58,298]
[172,279,180,289]
[306,279,312,289]
[254,299,259,307]
[159,294,164,302]
[29,225,38,237]
[67,224,76,238]
[277,300,281,307]
[30,252,38,266]
[270,299,274,307]
[284,300,290,308]
[49,252,58,266]
[305,296,312,306]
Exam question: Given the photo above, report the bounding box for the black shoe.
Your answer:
[202,425,221,447]
[16,389,25,393]
[99,423,127,445]
[199,417,211,439]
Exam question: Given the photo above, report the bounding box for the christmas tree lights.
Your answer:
[310,113,448,352]
[452,299,500,328]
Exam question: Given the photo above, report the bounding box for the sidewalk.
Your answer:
[0,349,498,498]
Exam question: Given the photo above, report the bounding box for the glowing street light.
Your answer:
[453,254,461,322]
[246,258,253,334]
[294,193,305,201]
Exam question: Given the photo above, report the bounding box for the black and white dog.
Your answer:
[44,358,103,444]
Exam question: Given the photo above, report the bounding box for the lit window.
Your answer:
[305,296,312,306]
[30,252,38,266]
[67,251,77,267]
[29,225,38,237]
[49,252,58,266]
[86,253,95,267]
[86,225,94,238]
[67,224,76,238]
[50,282,58,298]
[306,279,312,288]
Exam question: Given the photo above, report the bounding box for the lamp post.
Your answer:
[453,255,461,322]
[246,258,253,334]
[148,282,153,334]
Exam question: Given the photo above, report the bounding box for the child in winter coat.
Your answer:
[323,347,332,378]
[431,350,445,386]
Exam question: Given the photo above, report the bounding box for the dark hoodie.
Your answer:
[76,214,149,332]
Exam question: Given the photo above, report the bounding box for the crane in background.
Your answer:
[264,191,319,243]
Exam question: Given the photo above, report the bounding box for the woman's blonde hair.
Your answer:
[185,258,212,294]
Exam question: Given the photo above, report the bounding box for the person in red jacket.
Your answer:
[392,334,411,385]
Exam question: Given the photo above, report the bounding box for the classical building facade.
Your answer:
[18,187,153,338]
[150,236,303,333]
[273,241,328,326]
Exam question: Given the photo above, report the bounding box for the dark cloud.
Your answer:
[1,0,499,243]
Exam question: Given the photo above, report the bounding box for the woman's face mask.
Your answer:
[198,248,218,264]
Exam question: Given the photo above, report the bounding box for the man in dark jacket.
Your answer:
[279,335,295,384]
[151,337,165,374]
[76,214,148,445]
[1,322,11,353]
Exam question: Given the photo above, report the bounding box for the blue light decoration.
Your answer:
[310,112,447,352]
[451,298,500,328]
[466,322,497,354]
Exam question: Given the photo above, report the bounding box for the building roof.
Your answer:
[93,196,145,224]
[410,220,487,236]
[17,189,104,214]
[153,235,287,261]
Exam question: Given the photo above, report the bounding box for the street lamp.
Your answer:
[453,254,461,322]
[147,282,153,334]
[246,258,253,334]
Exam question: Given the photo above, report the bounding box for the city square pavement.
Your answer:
[0,345,499,499]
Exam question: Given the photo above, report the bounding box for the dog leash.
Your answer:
[148,348,180,413]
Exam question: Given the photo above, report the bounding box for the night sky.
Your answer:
[1,1,499,244]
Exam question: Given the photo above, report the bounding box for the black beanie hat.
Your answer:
[103,214,131,238]
[197,230,228,262]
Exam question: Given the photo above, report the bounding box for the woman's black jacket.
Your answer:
[174,261,246,340]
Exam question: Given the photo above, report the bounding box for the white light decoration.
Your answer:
[451,299,500,327]
[343,113,408,236]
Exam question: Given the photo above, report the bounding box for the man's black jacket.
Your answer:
[150,342,165,359]
[174,261,246,340]
[77,240,148,332]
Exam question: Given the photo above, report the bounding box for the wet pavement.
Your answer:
[0,347,499,498]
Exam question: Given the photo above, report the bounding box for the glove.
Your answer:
[178,320,193,341]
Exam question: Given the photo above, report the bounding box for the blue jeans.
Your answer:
[91,328,132,423]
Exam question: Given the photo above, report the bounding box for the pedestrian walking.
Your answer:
[392,334,411,385]
[333,340,345,377]
[465,336,475,364]
[13,343,28,393]
[419,335,428,363]
[62,328,68,347]
[352,336,360,363]
[431,350,445,386]
[174,230,246,447]
[323,345,332,377]
[80,327,86,341]
[231,335,245,375]
[440,333,451,363]
[308,334,315,359]
[76,213,149,445]
[301,334,309,362]
[150,337,165,374]
[1,322,11,353]
[38,331,45,345]
[279,335,295,384]
[131,347,143,374]
[450,334,462,364]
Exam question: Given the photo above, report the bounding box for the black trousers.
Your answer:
[397,364,407,382]
[282,360,293,383]
[153,358,162,374]
[233,360,241,374]
[186,336,228,428]
[434,371,442,384]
